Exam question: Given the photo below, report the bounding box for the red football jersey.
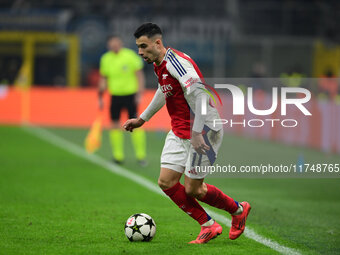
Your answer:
[153,48,205,139]
[141,47,221,139]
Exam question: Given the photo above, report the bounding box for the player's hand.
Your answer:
[191,131,210,155]
[123,117,145,132]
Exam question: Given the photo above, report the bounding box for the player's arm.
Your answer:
[123,87,165,132]
[191,90,210,154]
[98,75,107,110]
[167,54,209,154]
[135,70,145,104]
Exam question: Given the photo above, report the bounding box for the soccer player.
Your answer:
[123,23,251,244]
[99,35,147,166]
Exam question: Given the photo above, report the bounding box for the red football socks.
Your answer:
[163,182,211,225]
[199,183,239,214]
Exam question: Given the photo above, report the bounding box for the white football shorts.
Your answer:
[161,127,223,179]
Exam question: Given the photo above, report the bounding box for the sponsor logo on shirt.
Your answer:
[160,84,173,98]
[160,84,173,92]
[184,77,200,88]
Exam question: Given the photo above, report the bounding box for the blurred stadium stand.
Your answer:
[0,0,339,87]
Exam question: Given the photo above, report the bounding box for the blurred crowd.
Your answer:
[0,0,339,101]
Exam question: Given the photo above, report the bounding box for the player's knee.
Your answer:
[184,185,202,198]
[158,178,176,190]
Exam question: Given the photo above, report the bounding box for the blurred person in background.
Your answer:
[98,35,147,166]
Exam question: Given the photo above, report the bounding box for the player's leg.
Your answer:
[159,167,212,227]
[185,176,250,240]
[186,176,240,214]
[109,95,124,164]
[183,176,222,243]
[160,130,217,243]
[186,127,251,240]
[186,128,238,213]
[126,94,147,166]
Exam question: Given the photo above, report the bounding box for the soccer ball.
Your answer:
[124,213,156,242]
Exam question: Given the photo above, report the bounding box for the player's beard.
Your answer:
[145,57,152,63]
[143,50,160,64]
[144,56,154,64]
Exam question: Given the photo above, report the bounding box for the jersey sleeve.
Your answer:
[140,85,165,121]
[166,53,204,95]
[166,52,208,133]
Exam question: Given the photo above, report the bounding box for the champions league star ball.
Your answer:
[124,213,156,242]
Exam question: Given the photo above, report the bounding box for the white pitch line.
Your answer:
[23,126,301,255]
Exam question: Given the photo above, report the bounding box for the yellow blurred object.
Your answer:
[14,61,31,124]
[313,42,340,77]
[0,31,80,87]
[85,113,103,153]
[14,62,31,88]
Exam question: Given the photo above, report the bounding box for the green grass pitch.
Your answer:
[0,125,339,254]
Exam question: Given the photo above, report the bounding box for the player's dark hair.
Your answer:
[134,23,162,39]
